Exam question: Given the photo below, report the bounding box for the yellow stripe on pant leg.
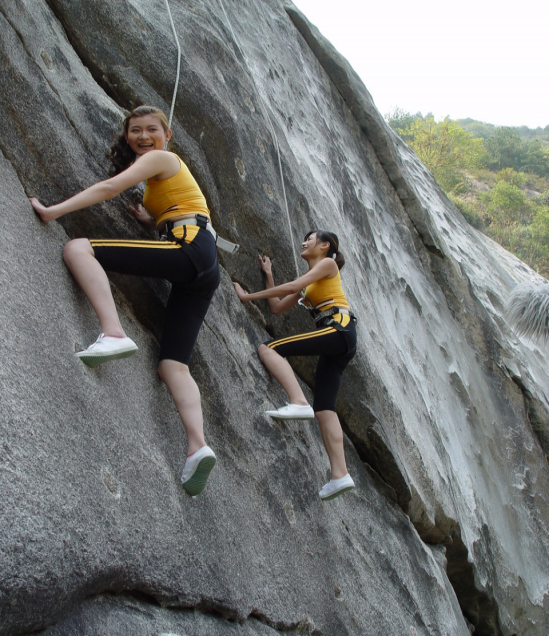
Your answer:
[267,327,336,349]
[90,239,181,249]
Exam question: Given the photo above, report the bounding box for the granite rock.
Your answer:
[0,1,547,635]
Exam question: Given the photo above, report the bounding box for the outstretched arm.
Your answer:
[30,150,178,223]
[234,256,337,311]
[256,255,299,315]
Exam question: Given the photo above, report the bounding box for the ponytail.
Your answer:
[304,230,345,270]
[107,105,170,176]
[331,250,345,270]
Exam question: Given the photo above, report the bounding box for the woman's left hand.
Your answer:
[129,202,156,229]
[258,254,273,276]
[233,282,249,302]
[29,197,55,223]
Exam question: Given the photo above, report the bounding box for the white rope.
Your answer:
[217,0,300,279]
[161,0,239,253]
[163,0,181,131]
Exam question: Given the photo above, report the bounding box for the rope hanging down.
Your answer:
[217,0,300,279]
[162,0,239,254]
[163,0,298,275]
[163,0,182,131]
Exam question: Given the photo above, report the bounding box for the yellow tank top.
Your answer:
[142,153,210,226]
[304,269,350,312]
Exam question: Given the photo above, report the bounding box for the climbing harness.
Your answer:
[216,0,301,278]
[298,295,356,330]
[165,214,239,254]
[313,307,356,329]
[163,0,239,254]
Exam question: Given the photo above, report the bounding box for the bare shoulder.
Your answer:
[140,150,180,179]
[143,149,180,166]
[165,151,182,172]
[315,258,339,278]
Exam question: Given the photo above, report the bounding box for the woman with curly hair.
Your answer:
[30,105,219,496]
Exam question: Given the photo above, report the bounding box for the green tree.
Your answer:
[457,118,496,140]
[403,117,486,191]
[533,204,549,244]
[385,108,423,140]
[495,168,526,188]
[521,140,549,177]
[484,127,524,171]
[481,181,531,224]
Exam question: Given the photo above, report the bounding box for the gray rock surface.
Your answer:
[0,1,547,635]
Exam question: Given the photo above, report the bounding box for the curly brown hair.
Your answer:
[106,105,170,176]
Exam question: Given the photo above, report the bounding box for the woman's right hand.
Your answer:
[258,254,273,276]
[29,197,55,223]
[233,282,249,302]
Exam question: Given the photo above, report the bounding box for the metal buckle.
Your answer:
[195,214,209,229]
[313,307,337,323]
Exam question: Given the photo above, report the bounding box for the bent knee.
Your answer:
[258,343,272,362]
[314,408,338,420]
[157,358,189,382]
[63,238,92,263]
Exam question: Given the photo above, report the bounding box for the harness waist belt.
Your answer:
[298,295,333,312]
[313,307,356,324]
[167,215,239,254]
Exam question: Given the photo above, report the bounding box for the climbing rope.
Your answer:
[163,0,182,131]
[163,0,300,277]
[217,0,301,279]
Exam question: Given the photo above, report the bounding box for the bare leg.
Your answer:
[63,239,125,337]
[258,344,309,405]
[158,359,206,456]
[315,410,348,479]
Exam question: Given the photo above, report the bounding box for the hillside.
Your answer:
[457,118,549,143]
[387,111,549,276]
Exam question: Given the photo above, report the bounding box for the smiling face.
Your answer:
[301,232,317,257]
[301,232,329,261]
[124,114,171,156]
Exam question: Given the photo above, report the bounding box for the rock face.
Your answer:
[0,1,547,635]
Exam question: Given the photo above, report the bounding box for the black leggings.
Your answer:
[264,317,356,412]
[90,227,219,364]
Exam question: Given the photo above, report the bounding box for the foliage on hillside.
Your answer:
[457,118,549,143]
[386,110,549,277]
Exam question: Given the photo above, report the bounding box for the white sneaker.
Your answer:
[75,333,138,368]
[319,474,355,501]
[265,403,315,420]
[181,446,216,496]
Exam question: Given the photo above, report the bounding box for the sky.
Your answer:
[291,0,549,129]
